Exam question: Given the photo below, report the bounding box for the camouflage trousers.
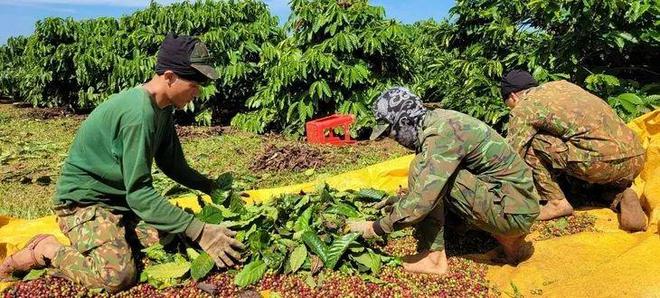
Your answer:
[50,204,161,293]
[524,134,645,204]
[416,170,539,251]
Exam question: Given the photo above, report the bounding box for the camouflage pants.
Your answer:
[416,170,539,251]
[524,134,645,204]
[50,204,161,293]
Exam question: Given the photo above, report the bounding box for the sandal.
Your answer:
[0,234,53,281]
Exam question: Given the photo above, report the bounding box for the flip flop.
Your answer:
[0,234,53,281]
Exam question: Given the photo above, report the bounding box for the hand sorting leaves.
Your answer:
[140,174,401,288]
[347,220,378,239]
[196,224,245,268]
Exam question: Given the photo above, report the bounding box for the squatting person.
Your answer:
[348,87,541,275]
[501,70,647,231]
[0,34,244,292]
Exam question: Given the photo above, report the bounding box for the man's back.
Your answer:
[420,109,540,215]
[507,80,644,162]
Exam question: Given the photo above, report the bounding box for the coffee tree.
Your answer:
[409,0,659,129]
[0,0,657,133]
[231,0,411,136]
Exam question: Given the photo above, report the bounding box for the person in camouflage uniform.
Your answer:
[348,87,540,275]
[0,34,245,292]
[501,70,647,232]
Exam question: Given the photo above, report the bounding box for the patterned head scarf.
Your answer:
[370,87,428,150]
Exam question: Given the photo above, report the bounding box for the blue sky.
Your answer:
[0,0,454,45]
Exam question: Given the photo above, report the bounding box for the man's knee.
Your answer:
[86,244,137,294]
[99,262,137,294]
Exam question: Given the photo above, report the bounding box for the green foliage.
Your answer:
[324,232,360,269]
[231,0,411,136]
[584,74,660,121]
[193,180,396,287]
[407,0,659,130]
[1,0,657,134]
[22,269,47,281]
[190,252,215,281]
[287,244,308,273]
[234,259,268,287]
[0,1,283,125]
[139,255,191,289]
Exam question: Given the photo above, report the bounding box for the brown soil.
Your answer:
[23,107,78,120]
[175,125,226,140]
[250,143,326,172]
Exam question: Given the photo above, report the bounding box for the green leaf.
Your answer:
[326,202,360,218]
[229,194,247,214]
[353,251,382,274]
[617,93,643,114]
[23,269,46,281]
[618,93,645,105]
[303,272,317,288]
[210,188,231,206]
[197,205,224,224]
[288,244,308,273]
[357,188,387,201]
[141,244,169,263]
[141,259,191,289]
[302,229,329,264]
[186,248,200,261]
[214,172,233,191]
[263,250,286,270]
[325,233,360,269]
[234,260,268,288]
[190,252,215,281]
[360,273,385,284]
[294,206,314,232]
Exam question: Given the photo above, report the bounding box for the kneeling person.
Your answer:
[349,87,540,275]
[501,70,647,231]
[0,34,244,292]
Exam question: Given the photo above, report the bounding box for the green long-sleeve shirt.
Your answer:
[54,87,210,234]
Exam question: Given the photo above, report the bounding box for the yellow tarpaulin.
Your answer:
[1,112,659,296]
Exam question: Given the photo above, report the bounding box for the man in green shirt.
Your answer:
[0,34,244,292]
[348,87,540,275]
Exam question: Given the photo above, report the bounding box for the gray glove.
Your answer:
[347,220,379,239]
[188,221,245,268]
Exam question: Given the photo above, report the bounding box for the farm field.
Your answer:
[0,0,658,296]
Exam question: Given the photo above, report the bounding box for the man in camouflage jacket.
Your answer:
[348,87,540,275]
[502,70,647,232]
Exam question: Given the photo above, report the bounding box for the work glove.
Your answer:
[347,220,379,239]
[187,221,245,268]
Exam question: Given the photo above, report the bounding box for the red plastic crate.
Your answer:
[305,114,356,145]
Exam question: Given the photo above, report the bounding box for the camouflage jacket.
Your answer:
[376,109,540,233]
[506,80,645,162]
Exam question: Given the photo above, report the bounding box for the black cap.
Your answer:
[155,33,218,83]
[500,69,538,100]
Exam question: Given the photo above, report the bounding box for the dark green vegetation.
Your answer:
[0,0,657,136]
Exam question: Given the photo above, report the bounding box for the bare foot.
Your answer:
[538,199,573,220]
[0,234,62,280]
[402,250,448,275]
[492,234,534,264]
[619,188,647,232]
